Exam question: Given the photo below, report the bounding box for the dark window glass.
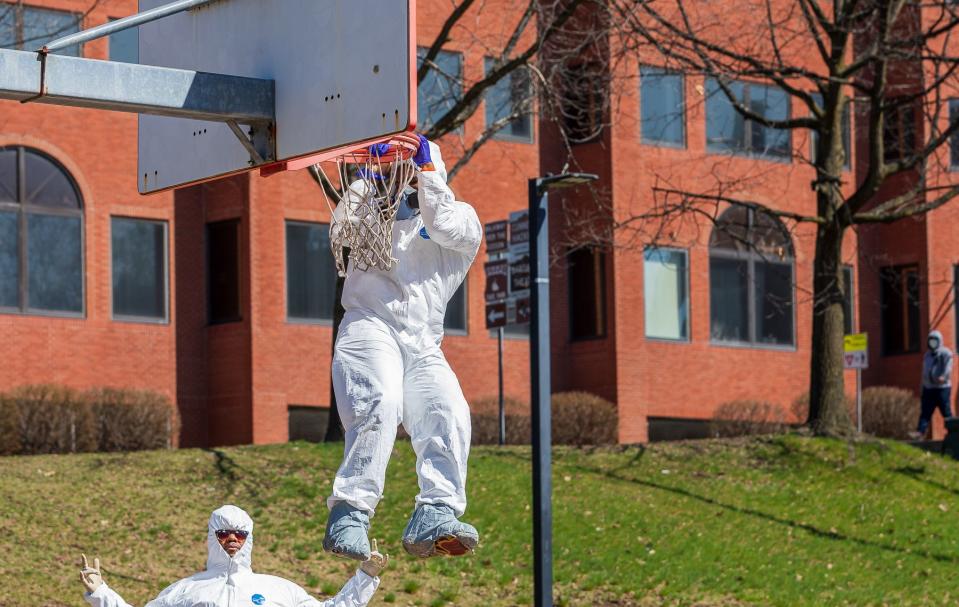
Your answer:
[950,99,959,169]
[706,78,790,159]
[811,94,851,169]
[108,17,138,64]
[709,257,750,342]
[0,148,16,202]
[24,151,81,208]
[417,48,463,131]
[27,214,82,312]
[0,147,83,315]
[286,221,336,321]
[641,67,685,146]
[445,279,468,332]
[288,405,330,443]
[880,265,920,355]
[112,218,167,320]
[709,207,795,346]
[882,101,917,163]
[207,220,241,323]
[561,62,606,144]
[484,59,533,142]
[22,7,80,56]
[643,247,689,340]
[843,266,854,335]
[0,211,18,307]
[0,6,14,49]
[568,248,607,340]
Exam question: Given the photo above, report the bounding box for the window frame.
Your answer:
[640,66,687,149]
[705,78,793,162]
[483,58,535,143]
[949,98,959,171]
[708,208,796,349]
[2,5,82,56]
[0,145,85,318]
[205,218,242,325]
[416,47,464,133]
[444,275,469,336]
[285,219,336,326]
[879,264,921,356]
[109,216,169,324]
[881,100,917,164]
[643,246,690,342]
[842,265,856,335]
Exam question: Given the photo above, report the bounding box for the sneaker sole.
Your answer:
[434,534,475,556]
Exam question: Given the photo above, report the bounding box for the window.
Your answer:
[880,265,920,355]
[207,219,241,324]
[484,59,533,142]
[417,48,463,131]
[950,99,959,169]
[445,279,468,333]
[288,405,330,443]
[882,101,917,163]
[108,17,138,64]
[644,247,689,341]
[0,146,83,315]
[568,247,607,340]
[561,62,606,144]
[1,5,81,56]
[842,265,855,335]
[286,221,336,322]
[709,207,795,346]
[811,94,851,169]
[111,218,167,321]
[640,67,685,146]
[706,78,791,159]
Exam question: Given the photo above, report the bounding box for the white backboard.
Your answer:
[138,0,415,194]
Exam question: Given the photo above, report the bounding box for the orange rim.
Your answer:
[335,132,420,164]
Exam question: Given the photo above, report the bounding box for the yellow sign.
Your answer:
[844,333,868,353]
[844,333,868,369]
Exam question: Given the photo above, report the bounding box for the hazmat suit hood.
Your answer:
[929,330,944,351]
[206,504,253,573]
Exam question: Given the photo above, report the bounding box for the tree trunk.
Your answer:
[807,217,853,436]
[324,248,348,442]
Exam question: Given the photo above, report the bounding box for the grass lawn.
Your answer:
[2,435,959,606]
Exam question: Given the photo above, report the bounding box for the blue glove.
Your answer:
[368,143,391,157]
[356,167,386,181]
[412,134,433,167]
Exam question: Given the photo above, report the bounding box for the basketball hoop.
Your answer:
[314,132,420,276]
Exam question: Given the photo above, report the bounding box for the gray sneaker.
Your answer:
[402,503,479,558]
[323,502,371,561]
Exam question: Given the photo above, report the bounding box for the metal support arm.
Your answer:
[0,48,275,164]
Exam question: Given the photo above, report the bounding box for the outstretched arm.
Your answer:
[296,542,387,607]
[80,554,135,607]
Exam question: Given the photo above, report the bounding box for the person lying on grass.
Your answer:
[79,504,388,607]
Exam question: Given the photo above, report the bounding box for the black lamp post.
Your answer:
[528,172,598,607]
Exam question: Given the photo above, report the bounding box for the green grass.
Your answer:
[3,435,959,606]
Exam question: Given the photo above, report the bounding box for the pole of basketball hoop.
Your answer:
[529,172,597,607]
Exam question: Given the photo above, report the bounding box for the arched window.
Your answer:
[0,146,83,314]
[709,206,794,346]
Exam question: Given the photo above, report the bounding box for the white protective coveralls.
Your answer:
[329,143,483,518]
[84,505,379,607]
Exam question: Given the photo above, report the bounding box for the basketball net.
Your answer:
[313,133,420,276]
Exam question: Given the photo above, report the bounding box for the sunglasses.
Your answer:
[215,529,249,540]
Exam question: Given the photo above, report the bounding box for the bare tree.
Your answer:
[608,0,959,436]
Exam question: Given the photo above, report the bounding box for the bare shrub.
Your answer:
[551,391,618,446]
[86,387,178,451]
[7,385,96,454]
[790,392,856,425]
[712,400,790,438]
[0,395,21,455]
[861,386,918,439]
[470,396,530,445]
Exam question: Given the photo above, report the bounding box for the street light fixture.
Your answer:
[528,171,598,607]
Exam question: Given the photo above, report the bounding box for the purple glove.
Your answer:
[412,134,433,167]
[368,142,391,157]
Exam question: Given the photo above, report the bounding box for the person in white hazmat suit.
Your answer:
[80,504,387,607]
[323,135,482,561]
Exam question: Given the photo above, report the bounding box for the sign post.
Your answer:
[844,333,869,433]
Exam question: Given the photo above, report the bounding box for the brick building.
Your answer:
[0,0,952,446]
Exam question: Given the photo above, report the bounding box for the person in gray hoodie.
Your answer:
[915,329,954,439]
